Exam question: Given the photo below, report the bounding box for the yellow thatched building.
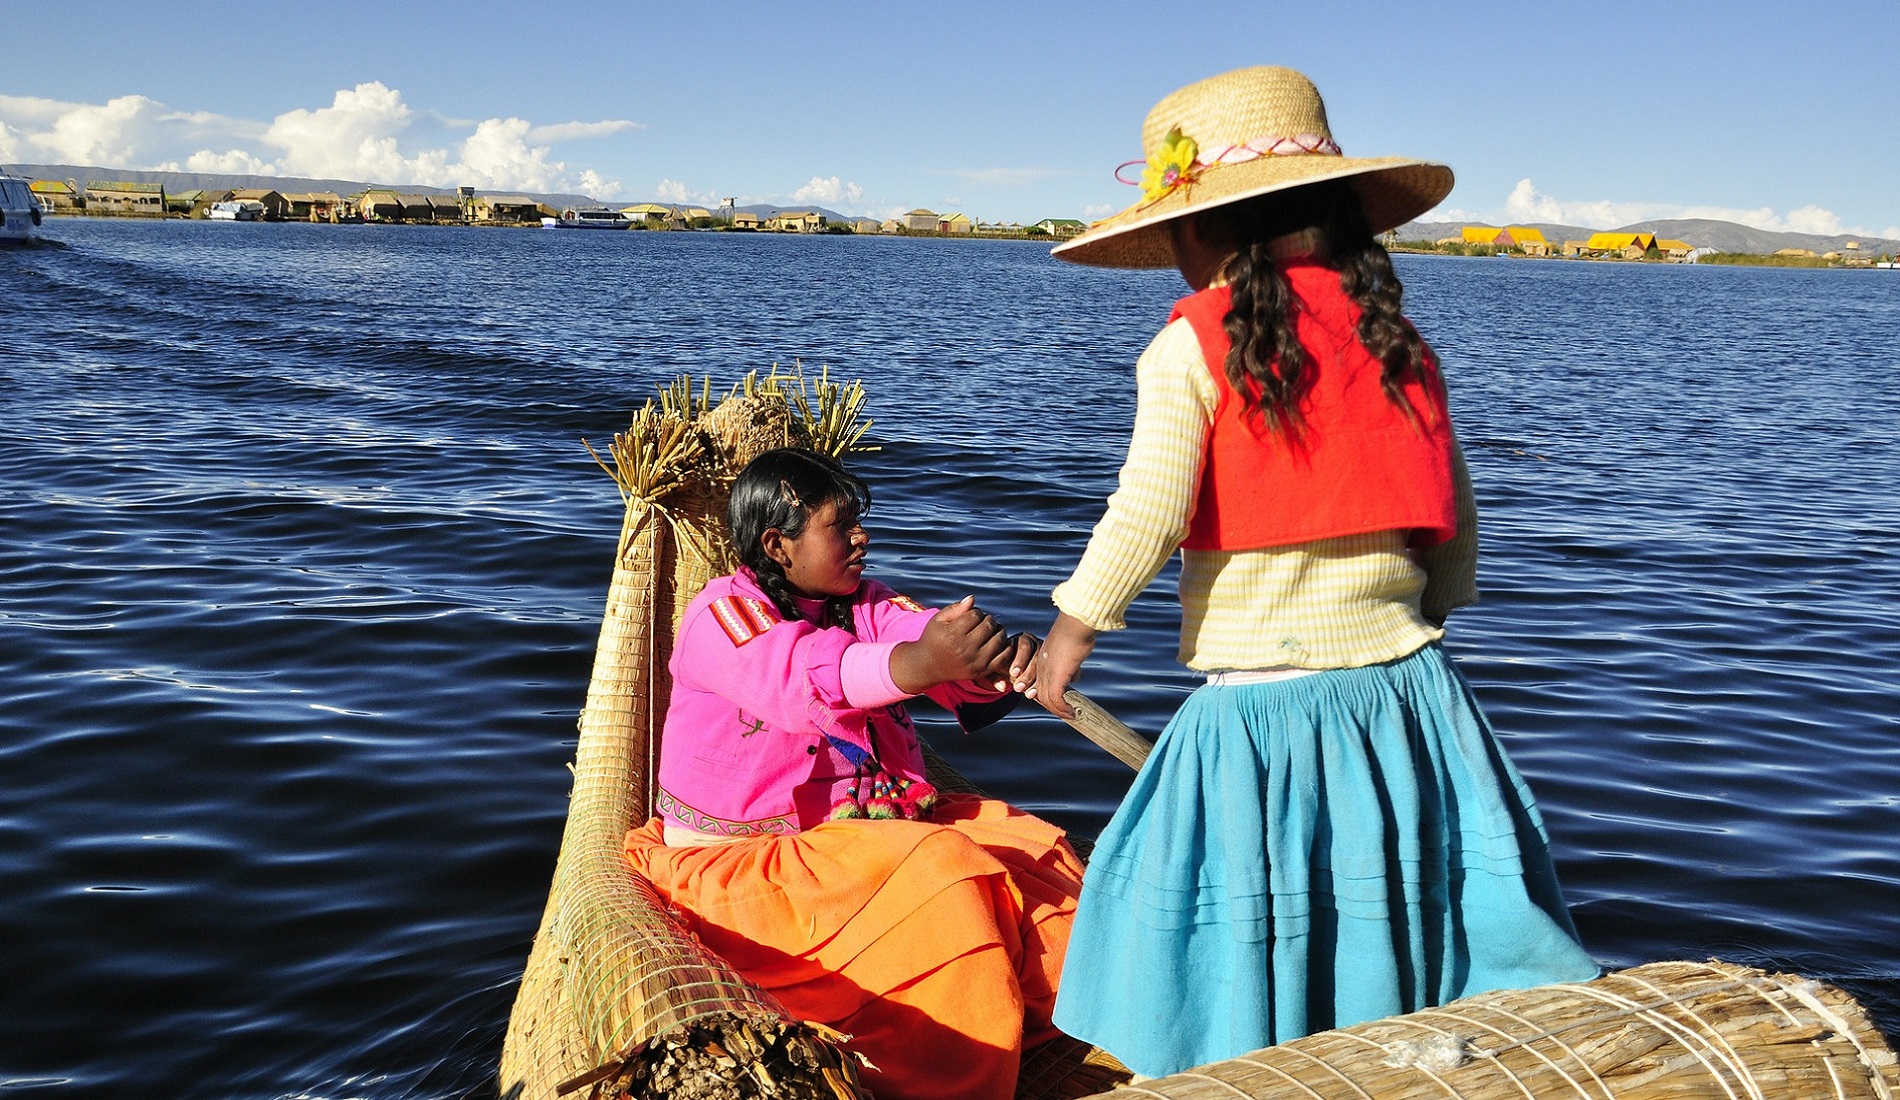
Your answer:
[1458,225,1551,255]
[1583,232,1658,259]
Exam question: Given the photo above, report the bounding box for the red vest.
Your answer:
[1173,267,1458,551]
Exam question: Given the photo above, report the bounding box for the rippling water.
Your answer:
[3,220,1897,1097]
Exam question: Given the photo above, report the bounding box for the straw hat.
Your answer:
[1053,66,1453,269]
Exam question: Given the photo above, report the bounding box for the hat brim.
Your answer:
[1052,156,1453,269]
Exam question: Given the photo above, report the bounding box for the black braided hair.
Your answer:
[727,447,873,634]
[1189,181,1440,437]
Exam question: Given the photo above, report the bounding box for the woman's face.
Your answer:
[766,498,868,598]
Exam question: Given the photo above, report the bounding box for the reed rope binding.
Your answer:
[500,373,1900,1100]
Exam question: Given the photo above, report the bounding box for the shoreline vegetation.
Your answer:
[27,200,1896,267]
[23,177,1087,243]
[40,207,1071,243]
[34,204,1081,242]
[1390,237,1895,269]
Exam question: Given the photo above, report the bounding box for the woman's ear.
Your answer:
[760,527,792,568]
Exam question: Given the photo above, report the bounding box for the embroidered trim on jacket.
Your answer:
[709,595,780,647]
[655,786,799,837]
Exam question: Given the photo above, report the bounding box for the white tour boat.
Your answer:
[208,200,267,221]
[543,207,632,229]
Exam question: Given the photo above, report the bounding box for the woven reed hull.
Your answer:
[497,382,1900,1100]
[1086,960,1899,1100]
[499,394,838,1100]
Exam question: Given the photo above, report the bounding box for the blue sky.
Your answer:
[4,0,1895,235]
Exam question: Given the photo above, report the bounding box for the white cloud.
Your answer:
[1668,201,1848,235]
[1496,178,1886,237]
[653,179,729,206]
[457,116,596,192]
[33,94,168,165]
[576,169,623,198]
[0,83,634,196]
[1500,178,1664,230]
[791,175,865,208]
[262,82,422,180]
[528,119,641,143]
[1418,204,1484,224]
[0,94,69,129]
[1782,205,1844,236]
[177,148,276,174]
[1500,179,1561,222]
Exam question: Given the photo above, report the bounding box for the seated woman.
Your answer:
[624,447,1083,1100]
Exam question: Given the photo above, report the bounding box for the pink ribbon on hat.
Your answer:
[1115,132,1344,187]
[1198,133,1342,164]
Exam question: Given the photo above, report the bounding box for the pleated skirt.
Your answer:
[626,793,1083,1100]
[1051,643,1599,1077]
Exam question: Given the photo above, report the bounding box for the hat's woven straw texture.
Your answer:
[1054,66,1453,269]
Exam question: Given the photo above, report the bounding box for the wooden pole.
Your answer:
[1061,689,1153,770]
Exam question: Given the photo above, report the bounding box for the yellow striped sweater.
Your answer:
[1051,318,1479,672]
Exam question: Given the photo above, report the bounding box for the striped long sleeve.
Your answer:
[1052,318,1479,673]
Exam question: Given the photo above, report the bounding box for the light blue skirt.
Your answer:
[1052,643,1599,1077]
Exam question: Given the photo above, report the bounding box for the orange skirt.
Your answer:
[625,794,1083,1100]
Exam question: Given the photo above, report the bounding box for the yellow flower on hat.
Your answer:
[1140,127,1198,203]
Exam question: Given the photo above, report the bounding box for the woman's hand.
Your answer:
[982,631,1041,694]
[1028,612,1098,719]
[891,596,1009,694]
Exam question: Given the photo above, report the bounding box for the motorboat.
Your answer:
[207,200,266,221]
[545,206,633,229]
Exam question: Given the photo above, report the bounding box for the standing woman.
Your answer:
[1030,66,1597,1077]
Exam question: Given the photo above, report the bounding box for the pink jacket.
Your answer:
[654,569,1016,836]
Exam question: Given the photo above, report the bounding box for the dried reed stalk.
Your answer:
[507,373,1900,1100]
[502,368,1131,1099]
[501,371,879,1100]
[1079,959,1899,1100]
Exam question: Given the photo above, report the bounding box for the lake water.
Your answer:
[3,219,1897,1098]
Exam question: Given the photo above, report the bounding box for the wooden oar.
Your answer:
[1060,689,1153,770]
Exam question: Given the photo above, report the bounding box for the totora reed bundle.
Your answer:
[499,368,884,1100]
[498,372,1899,1100]
[1094,959,1898,1100]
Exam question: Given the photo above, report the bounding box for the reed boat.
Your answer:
[498,372,1900,1100]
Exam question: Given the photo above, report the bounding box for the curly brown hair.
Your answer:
[1184,181,1439,437]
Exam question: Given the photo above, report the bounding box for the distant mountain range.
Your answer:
[1395,217,1900,256]
[3,162,859,224]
